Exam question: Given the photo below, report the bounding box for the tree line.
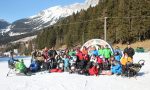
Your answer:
[36,0,150,49]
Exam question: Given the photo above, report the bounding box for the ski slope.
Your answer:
[0,52,150,90]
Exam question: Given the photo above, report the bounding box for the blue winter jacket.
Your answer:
[111,63,122,74]
[62,58,69,68]
[115,55,121,62]
[114,49,122,57]
[30,61,39,72]
[92,50,99,56]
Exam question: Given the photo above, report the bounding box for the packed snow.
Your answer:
[0,52,150,90]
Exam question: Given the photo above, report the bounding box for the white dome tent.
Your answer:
[80,39,114,53]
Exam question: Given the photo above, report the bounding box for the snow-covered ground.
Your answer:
[0,52,150,90]
[11,35,37,43]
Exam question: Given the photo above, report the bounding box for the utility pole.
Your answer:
[104,17,107,41]
[82,31,85,44]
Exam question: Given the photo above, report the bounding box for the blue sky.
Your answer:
[0,0,85,23]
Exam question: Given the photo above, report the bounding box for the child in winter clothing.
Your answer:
[62,55,70,72]
[111,60,122,75]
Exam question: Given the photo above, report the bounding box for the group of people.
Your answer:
[8,44,135,76]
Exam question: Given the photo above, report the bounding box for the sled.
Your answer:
[127,60,145,77]
[16,72,32,76]
[101,70,112,75]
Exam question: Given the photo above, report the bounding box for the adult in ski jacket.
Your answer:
[69,49,76,56]
[8,51,18,69]
[48,47,57,58]
[120,53,133,66]
[114,46,122,57]
[103,45,113,59]
[123,44,135,58]
[98,45,104,56]
[91,47,98,56]
[114,51,121,62]
[120,53,133,74]
[81,46,88,55]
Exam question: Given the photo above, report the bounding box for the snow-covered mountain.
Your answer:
[0,19,10,31]
[0,0,99,37]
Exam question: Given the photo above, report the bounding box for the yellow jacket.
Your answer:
[120,57,133,65]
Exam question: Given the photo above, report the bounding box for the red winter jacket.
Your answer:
[89,66,98,76]
[97,57,103,64]
[76,51,83,60]
[42,51,49,61]
[83,54,89,61]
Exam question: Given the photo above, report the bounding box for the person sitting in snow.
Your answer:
[110,56,122,75]
[120,53,133,75]
[15,59,28,75]
[86,54,98,74]
[88,63,99,76]
[29,60,40,72]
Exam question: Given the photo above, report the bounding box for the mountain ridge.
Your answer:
[0,0,99,37]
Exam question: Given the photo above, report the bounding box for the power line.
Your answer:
[3,16,150,29]
[43,16,150,27]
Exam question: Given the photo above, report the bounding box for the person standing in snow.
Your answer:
[62,54,70,72]
[102,45,113,70]
[103,45,113,60]
[98,45,104,56]
[48,47,57,69]
[123,44,135,59]
[8,51,18,69]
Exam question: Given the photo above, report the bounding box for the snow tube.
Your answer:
[101,70,112,75]
[50,68,63,73]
